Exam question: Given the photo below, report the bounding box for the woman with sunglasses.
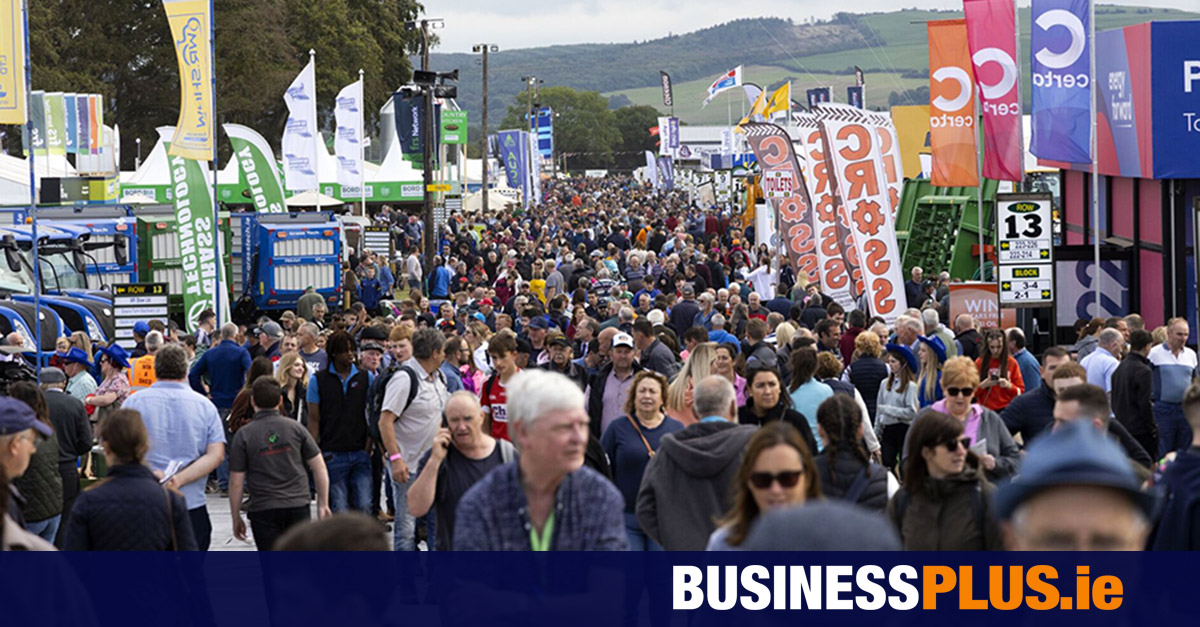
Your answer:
[707,422,821,551]
[974,328,1024,412]
[914,357,1020,480]
[889,409,1001,550]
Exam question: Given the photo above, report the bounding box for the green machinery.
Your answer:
[894,179,1001,281]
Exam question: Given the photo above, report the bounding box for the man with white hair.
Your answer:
[454,370,627,550]
[1080,328,1124,395]
[922,309,958,359]
[636,375,757,551]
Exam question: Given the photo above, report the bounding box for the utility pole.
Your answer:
[473,44,497,214]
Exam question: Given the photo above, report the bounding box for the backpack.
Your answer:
[366,363,419,446]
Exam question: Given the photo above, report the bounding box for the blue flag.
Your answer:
[1030,0,1092,163]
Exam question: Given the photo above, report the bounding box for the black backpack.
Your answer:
[366,362,419,445]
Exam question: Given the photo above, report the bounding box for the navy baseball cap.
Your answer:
[0,396,51,438]
[995,420,1157,520]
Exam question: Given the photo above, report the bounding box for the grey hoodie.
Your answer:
[636,420,757,551]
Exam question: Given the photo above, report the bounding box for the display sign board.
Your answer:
[112,283,169,350]
[996,193,1054,307]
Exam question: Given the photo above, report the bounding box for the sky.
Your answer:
[432,0,1194,53]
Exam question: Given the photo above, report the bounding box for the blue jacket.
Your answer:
[189,339,252,409]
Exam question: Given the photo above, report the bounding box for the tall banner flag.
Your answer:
[334,78,364,188]
[815,104,906,323]
[0,0,26,124]
[158,127,219,332]
[64,94,77,154]
[702,65,743,107]
[45,92,65,156]
[1030,0,1092,163]
[28,90,45,156]
[224,124,286,213]
[741,122,821,288]
[660,71,673,107]
[282,58,318,191]
[393,91,424,163]
[162,0,214,161]
[867,110,904,216]
[644,151,659,190]
[963,0,1024,181]
[806,87,831,110]
[927,19,980,187]
[795,114,854,305]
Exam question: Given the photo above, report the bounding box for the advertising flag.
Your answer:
[963,0,1024,181]
[702,65,743,107]
[225,124,286,214]
[741,122,821,288]
[27,90,45,156]
[660,71,673,107]
[795,113,855,308]
[158,126,220,332]
[334,78,364,188]
[162,0,215,160]
[0,0,26,124]
[927,19,980,187]
[764,82,792,119]
[1030,0,1092,163]
[815,104,906,323]
[64,94,77,154]
[45,92,66,156]
[282,58,318,191]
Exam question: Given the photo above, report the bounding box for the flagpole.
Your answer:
[209,0,222,325]
[21,0,41,374]
[359,69,366,218]
[1089,1,1100,314]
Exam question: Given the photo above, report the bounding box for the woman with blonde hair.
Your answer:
[666,342,717,426]
[275,351,308,425]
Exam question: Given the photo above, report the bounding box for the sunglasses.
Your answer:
[942,437,971,452]
[749,470,804,490]
[945,386,976,397]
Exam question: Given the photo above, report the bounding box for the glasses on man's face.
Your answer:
[941,437,971,452]
[748,470,803,490]
[945,386,976,397]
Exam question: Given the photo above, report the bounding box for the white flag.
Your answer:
[282,59,318,191]
[334,78,363,189]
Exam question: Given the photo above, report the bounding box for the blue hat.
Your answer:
[917,335,947,363]
[133,320,151,336]
[884,343,919,373]
[995,421,1157,520]
[0,396,51,438]
[98,343,131,370]
[63,347,92,366]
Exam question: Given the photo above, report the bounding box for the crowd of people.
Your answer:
[3,175,1199,553]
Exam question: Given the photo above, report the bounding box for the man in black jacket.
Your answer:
[39,367,91,546]
[1111,330,1157,459]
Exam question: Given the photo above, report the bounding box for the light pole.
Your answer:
[473,44,498,213]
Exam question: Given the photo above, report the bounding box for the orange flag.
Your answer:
[927,19,979,187]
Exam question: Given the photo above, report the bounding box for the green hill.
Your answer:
[426,6,1200,128]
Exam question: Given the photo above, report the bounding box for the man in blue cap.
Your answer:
[997,420,1156,551]
[0,396,53,527]
[62,348,96,402]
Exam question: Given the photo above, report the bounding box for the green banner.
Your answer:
[441,110,467,144]
[159,127,219,332]
[46,92,66,156]
[224,123,286,213]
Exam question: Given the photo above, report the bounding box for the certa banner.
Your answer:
[741,123,820,288]
[926,19,980,187]
[815,104,906,323]
[795,113,856,309]
[963,0,1024,182]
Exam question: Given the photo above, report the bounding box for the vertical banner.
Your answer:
[158,127,218,332]
[64,94,77,154]
[741,122,821,289]
[282,59,318,191]
[815,104,906,323]
[927,19,980,187]
[847,86,864,109]
[806,87,831,110]
[45,92,65,156]
[162,0,214,161]
[0,0,26,124]
[963,0,1024,182]
[1030,0,1092,163]
[659,71,673,107]
[224,124,286,213]
[795,113,854,308]
[334,78,364,188]
[27,90,45,156]
[497,130,523,191]
[867,110,904,216]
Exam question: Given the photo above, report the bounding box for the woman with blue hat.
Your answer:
[877,343,920,471]
[916,336,947,408]
[86,344,132,422]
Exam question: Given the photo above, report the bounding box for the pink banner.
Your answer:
[963,0,1024,182]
